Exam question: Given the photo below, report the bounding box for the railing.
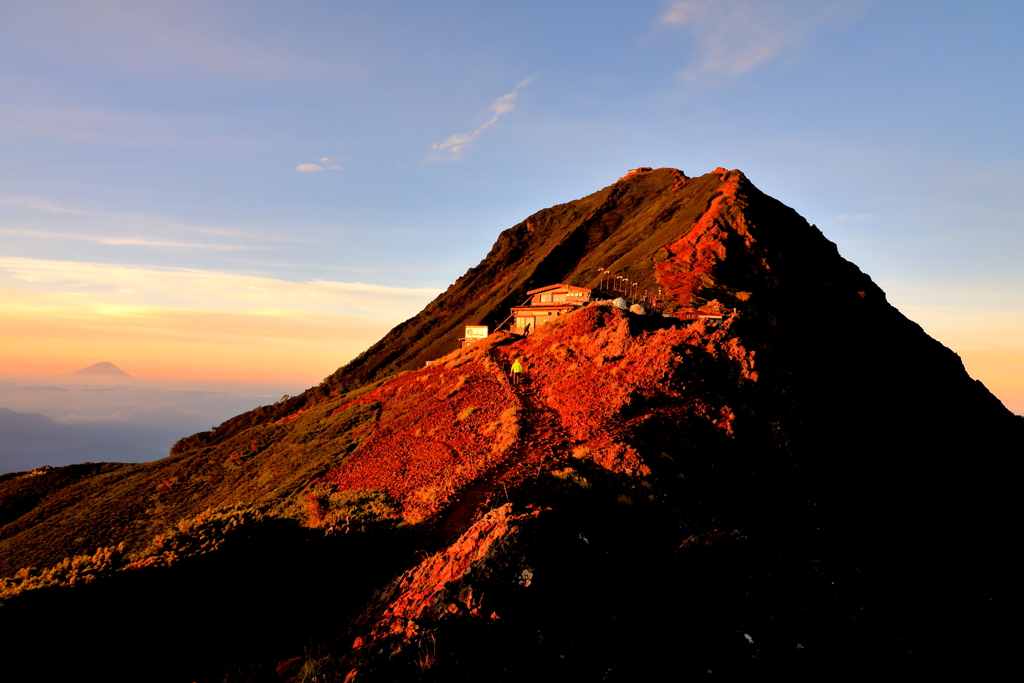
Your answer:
[494,294,534,334]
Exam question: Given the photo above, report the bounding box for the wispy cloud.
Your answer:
[0,102,229,148]
[0,195,201,231]
[296,157,340,173]
[660,0,874,81]
[0,196,85,215]
[0,257,439,318]
[428,78,534,161]
[53,411,131,425]
[0,194,310,244]
[830,213,874,222]
[0,228,263,251]
[9,1,345,82]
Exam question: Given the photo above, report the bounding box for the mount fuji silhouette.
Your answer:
[70,361,131,377]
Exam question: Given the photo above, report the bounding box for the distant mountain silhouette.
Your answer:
[0,168,1018,682]
[70,361,131,377]
[0,406,188,476]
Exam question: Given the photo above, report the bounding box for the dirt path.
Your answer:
[431,346,573,544]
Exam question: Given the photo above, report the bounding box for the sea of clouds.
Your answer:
[0,374,306,475]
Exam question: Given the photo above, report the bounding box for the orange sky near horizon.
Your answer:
[2,259,1022,416]
[0,257,438,387]
[0,308,396,386]
[892,298,1024,416]
[956,351,1024,415]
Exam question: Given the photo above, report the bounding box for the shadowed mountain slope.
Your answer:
[0,168,1019,682]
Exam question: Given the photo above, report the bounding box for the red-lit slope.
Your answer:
[322,334,527,525]
[311,304,757,532]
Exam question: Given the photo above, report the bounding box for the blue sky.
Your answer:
[1,0,1022,410]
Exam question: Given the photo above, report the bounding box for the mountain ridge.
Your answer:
[0,168,1018,681]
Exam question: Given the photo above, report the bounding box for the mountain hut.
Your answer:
[510,284,592,335]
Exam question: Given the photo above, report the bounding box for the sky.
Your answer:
[1,0,1022,417]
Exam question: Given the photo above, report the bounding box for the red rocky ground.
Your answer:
[319,303,755,531]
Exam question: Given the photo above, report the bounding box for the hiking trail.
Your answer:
[433,344,573,544]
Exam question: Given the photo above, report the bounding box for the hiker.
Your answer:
[510,358,524,385]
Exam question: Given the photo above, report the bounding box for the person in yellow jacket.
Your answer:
[510,358,523,385]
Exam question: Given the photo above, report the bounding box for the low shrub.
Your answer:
[0,505,265,604]
[551,468,591,490]
[302,485,400,534]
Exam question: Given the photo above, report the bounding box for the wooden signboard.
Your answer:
[464,325,489,340]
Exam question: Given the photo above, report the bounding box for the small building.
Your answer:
[619,167,653,180]
[458,325,489,349]
[510,284,592,335]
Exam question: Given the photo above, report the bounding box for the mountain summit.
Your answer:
[0,168,1018,681]
[70,361,131,377]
